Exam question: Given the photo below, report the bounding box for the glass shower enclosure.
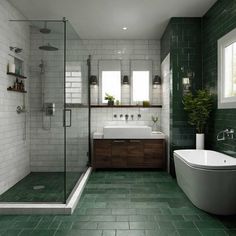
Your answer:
[0,19,89,203]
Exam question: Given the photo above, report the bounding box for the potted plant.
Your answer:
[104,93,115,106]
[183,90,214,149]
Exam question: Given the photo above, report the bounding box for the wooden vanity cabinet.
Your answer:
[111,140,127,168]
[127,140,144,167]
[93,139,165,169]
[93,140,112,168]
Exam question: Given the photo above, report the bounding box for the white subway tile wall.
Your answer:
[84,40,162,134]
[91,107,162,134]
[84,39,162,105]
[29,28,89,172]
[0,0,30,194]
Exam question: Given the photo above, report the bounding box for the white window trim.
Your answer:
[218,28,236,109]
[130,60,152,105]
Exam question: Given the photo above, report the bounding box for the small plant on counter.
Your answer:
[104,93,115,106]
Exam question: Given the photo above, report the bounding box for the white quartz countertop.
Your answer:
[93,131,165,139]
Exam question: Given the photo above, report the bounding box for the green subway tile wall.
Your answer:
[161,0,236,160]
[202,0,236,156]
[161,18,202,161]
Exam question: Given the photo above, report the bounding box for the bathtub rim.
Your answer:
[174,149,236,170]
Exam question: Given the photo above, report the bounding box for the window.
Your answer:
[131,60,152,103]
[101,71,121,103]
[132,71,150,101]
[99,60,121,103]
[66,62,82,104]
[218,28,236,108]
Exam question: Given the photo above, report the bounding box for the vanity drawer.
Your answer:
[93,139,165,169]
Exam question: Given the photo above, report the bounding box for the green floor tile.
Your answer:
[176,229,201,236]
[194,220,225,229]
[102,230,116,236]
[0,170,236,235]
[174,221,196,229]
[97,222,129,230]
[129,222,157,230]
[72,222,98,229]
[116,230,145,236]
[199,229,228,235]
[0,172,82,203]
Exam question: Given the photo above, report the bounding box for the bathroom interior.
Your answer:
[0,0,236,235]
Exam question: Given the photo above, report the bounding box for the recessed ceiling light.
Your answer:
[122,27,128,30]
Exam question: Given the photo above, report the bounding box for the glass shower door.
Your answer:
[64,21,89,201]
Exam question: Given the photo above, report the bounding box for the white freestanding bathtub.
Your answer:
[174,149,236,215]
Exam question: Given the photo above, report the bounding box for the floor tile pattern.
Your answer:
[0,172,82,202]
[0,171,236,235]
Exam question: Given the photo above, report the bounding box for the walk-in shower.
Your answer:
[0,19,91,213]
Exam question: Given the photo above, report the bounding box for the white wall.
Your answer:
[161,54,170,171]
[84,39,162,134]
[85,39,162,105]
[0,0,30,194]
[91,107,162,134]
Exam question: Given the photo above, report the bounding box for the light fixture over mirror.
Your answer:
[90,75,98,85]
[153,75,161,88]
[122,75,129,85]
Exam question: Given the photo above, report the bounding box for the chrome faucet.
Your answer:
[217,128,234,141]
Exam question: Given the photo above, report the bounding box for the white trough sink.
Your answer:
[103,125,164,139]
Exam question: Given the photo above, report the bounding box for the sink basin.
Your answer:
[103,125,152,139]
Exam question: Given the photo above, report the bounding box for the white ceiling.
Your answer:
[9,0,216,39]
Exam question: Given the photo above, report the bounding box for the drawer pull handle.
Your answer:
[113,140,125,143]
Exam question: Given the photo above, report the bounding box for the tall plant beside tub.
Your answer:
[183,90,213,149]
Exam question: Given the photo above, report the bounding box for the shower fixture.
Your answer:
[10,46,23,54]
[40,22,51,34]
[39,59,45,74]
[39,43,58,51]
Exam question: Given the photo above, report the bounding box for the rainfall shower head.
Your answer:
[39,43,58,51]
[40,22,51,34]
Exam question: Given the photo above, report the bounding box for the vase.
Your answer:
[196,133,204,149]
[108,100,114,106]
[152,122,158,132]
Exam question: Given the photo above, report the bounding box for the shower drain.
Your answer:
[33,185,45,190]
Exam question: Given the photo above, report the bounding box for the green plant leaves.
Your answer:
[183,90,214,133]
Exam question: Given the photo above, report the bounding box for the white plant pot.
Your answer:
[196,133,204,150]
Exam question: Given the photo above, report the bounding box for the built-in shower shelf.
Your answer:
[7,88,27,93]
[7,72,27,79]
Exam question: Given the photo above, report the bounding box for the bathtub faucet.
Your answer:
[216,128,234,141]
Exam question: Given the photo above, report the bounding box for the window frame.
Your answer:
[99,60,121,104]
[218,28,236,109]
[130,60,152,105]
[65,62,82,105]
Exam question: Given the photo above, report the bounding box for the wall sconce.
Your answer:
[90,75,98,85]
[153,75,161,88]
[181,67,194,95]
[182,77,191,94]
[122,75,129,85]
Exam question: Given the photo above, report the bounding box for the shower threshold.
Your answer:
[0,167,92,215]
